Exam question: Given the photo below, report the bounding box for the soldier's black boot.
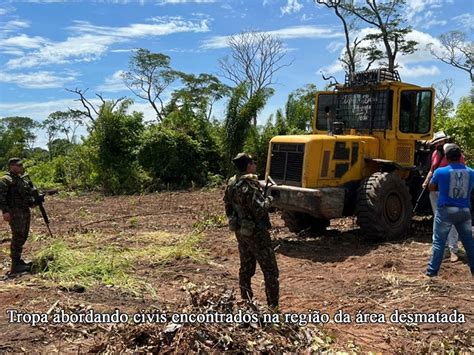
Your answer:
[10,252,31,274]
[19,259,32,268]
[10,261,31,274]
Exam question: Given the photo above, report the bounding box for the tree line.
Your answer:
[0,39,316,194]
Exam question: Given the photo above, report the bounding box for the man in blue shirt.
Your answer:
[426,143,474,277]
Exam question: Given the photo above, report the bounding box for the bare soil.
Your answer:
[0,189,472,353]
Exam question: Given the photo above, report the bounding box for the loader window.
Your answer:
[316,94,336,130]
[399,90,432,134]
[316,90,392,131]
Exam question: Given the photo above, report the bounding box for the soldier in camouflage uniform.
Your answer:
[223,153,279,310]
[0,158,35,274]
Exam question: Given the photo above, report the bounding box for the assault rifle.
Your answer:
[23,175,54,238]
[412,186,429,214]
[264,175,276,198]
[413,148,445,214]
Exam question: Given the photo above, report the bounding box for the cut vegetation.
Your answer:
[31,230,207,292]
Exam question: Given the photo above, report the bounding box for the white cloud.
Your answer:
[201,25,342,49]
[96,70,127,93]
[453,14,474,31]
[5,17,210,69]
[405,0,444,15]
[410,9,447,30]
[0,34,49,49]
[280,0,303,15]
[421,18,447,30]
[326,41,344,53]
[110,49,133,53]
[0,70,78,88]
[167,47,204,53]
[397,64,440,78]
[70,17,209,38]
[300,13,316,22]
[0,19,30,35]
[269,26,341,39]
[6,34,117,69]
[1,49,24,56]
[404,0,453,29]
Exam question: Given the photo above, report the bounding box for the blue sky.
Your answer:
[0,0,473,145]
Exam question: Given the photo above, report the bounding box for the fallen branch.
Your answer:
[47,300,60,315]
[79,208,194,227]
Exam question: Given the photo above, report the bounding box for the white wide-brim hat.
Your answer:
[429,131,449,145]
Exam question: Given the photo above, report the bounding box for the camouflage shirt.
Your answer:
[224,173,272,229]
[0,172,34,213]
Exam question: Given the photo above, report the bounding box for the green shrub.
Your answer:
[138,126,208,188]
[88,100,148,194]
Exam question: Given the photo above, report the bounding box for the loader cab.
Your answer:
[313,68,434,141]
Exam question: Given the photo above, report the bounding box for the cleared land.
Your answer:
[0,190,472,352]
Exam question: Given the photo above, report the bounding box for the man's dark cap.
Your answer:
[8,157,23,166]
[444,143,462,160]
[232,153,255,171]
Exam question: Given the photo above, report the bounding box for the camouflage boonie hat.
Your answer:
[8,157,23,166]
[233,153,254,164]
[232,153,255,171]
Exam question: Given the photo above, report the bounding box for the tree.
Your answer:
[66,88,125,128]
[47,110,84,143]
[316,1,362,74]
[223,84,272,172]
[42,110,85,160]
[219,31,291,126]
[433,79,455,130]
[429,31,473,88]
[340,0,417,72]
[166,73,230,121]
[0,116,39,166]
[285,84,318,131]
[122,49,179,121]
[88,99,146,194]
[436,97,474,164]
[1,116,38,150]
[138,126,209,188]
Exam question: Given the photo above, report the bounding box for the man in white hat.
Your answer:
[422,132,466,262]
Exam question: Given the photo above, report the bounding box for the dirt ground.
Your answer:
[0,189,472,353]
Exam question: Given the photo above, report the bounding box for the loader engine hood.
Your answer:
[266,134,379,188]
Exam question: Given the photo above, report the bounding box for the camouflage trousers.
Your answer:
[8,208,31,263]
[235,228,279,309]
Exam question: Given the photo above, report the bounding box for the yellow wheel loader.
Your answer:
[263,68,435,241]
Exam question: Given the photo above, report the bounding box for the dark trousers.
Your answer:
[236,229,279,309]
[9,209,31,263]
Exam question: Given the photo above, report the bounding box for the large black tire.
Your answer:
[356,172,412,241]
[281,211,329,235]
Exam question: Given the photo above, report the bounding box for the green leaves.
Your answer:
[123,49,179,121]
[0,116,39,168]
[223,84,272,173]
[88,99,147,194]
[435,97,474,164]
[138,125,209,188]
